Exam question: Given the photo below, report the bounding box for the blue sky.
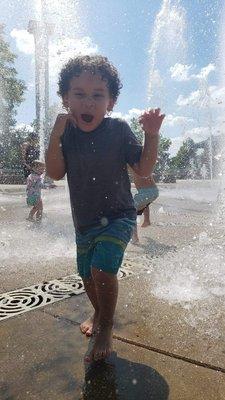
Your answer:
[0,0,224,154]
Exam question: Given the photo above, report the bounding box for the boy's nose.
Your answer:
[84,96,95,107]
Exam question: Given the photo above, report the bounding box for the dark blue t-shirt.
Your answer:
[61,117,142,231]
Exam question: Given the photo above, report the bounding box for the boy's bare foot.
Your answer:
[85,325,113,361]
[80,313,99,337]
[141,221,151,227]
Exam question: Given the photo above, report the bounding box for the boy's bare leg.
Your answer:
[141,206,151,227]
[81,277,99,337]
[131,224,139,244]
[88,267,118,361]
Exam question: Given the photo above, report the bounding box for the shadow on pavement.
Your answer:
[82,353,169,400]
[130,238,177,258]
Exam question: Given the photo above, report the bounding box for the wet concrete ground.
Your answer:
[1,180,225,399]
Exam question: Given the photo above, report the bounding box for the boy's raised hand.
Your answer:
[52,113,77,138]
[139,108,165,136]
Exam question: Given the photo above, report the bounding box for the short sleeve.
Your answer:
[123,121,142,166]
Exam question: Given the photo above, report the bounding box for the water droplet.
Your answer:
[101,217,108,226]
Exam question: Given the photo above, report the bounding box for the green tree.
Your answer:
[154,135,172,181]
[5,125,33,169]
[129,116,144,144]
[0,24,26,168]
[171,138,198,179]
[129,116,172,181]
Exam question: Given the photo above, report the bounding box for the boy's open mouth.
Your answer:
[81,114,94,123]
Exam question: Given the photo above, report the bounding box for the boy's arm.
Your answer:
[131,109,165,177]
[45,114,76,180]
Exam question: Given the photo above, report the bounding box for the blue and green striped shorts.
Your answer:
[75,217,135,278]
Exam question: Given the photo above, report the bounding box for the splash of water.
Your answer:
[31,0,84,158]
[217,3,225,216]
[148,0,187,103]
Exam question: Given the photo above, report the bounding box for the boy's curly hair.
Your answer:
[58,55,123,102]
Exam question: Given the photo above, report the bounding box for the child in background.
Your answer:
[132,172,159,243]
[26,160,45,222]
[46,55,165,362]
[21,132,40,178]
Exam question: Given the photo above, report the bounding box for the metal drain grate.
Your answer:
[0,265,134,322]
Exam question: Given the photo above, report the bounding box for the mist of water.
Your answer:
[31,0,84,158]
[148,0,187,104]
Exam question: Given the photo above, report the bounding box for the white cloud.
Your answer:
[10,29,34,55]
[11,28,99,79]
[195,64,216,80]
[164,114,194,127]
[111,108,144,122]
[184,127,210,142]
[213,116,225,135]
[15,123,34,132]
[170,63,216,82]
[49,36,98,78]
[210,86,225,107]
[111,111,123,119]
[184,125,223,143]
[170,63,193,82]
[177,89,201,107]
[177,85,225,108]
[169,136,184,156]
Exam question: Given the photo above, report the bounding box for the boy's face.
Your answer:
[63,71,115,132]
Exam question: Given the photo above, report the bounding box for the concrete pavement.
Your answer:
[1,281,225,399]
[1,180,225,399]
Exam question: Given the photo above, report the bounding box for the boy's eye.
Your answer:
[94,94,104,99]
[74,93,84,98]
[73,93,105,100]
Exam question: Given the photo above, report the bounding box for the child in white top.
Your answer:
[26,160,45,222]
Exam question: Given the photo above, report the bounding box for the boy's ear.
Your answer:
[107,98,115,112]
[62,95,69,110]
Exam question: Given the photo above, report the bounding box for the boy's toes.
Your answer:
[85,328,93,337]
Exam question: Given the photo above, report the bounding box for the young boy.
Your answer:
[26,160,45,222]
[46,55,165,362]
[131,172,159,243]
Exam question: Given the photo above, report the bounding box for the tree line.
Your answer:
[129,117,220,181]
